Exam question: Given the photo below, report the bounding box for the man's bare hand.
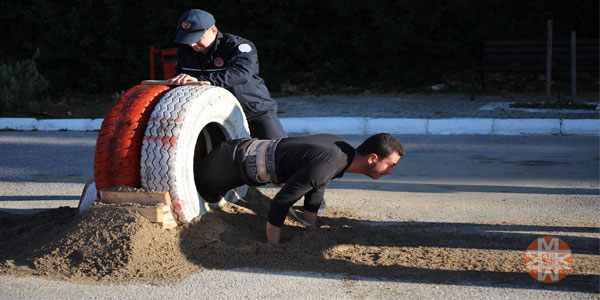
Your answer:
[166,73,199,85]
[266,221,281,245]
[303,211,318,231]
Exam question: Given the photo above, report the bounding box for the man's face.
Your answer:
[366,151,401,179]
[189,26,217,53]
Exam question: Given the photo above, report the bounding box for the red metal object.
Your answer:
[149,45,178,80]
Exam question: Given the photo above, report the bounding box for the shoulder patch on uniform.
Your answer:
[238,43,252,53]
[213,57,224,67]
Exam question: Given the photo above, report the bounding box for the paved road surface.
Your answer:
[0,131,598,299]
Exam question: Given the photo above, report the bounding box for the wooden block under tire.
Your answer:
[126,203,178,229]
[159,205,178,229]
[100,190,172,206]
[99,188,179,229]
[126,205,164,223]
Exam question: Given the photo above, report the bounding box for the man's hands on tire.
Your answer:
[167,74,199,85]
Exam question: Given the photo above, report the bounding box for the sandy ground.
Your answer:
[1,132,599,297]
[1,187,598,292]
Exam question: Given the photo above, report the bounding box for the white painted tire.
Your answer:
[141,85,250,223]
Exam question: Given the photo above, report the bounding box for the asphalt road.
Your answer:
[0,131,598,299]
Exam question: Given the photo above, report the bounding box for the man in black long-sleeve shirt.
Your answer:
[195,133,405,245]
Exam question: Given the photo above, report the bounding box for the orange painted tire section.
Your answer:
[94,85,171,193]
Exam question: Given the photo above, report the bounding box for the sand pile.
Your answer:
[0,203,199,283]
[1,188,598,288]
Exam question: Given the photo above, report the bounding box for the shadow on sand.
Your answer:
[179,188,599,294]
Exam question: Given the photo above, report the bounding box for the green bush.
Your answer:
[0,50,51,113]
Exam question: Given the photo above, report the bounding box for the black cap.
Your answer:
[174,9,215,44]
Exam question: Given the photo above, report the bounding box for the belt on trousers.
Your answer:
[245,138,281,184]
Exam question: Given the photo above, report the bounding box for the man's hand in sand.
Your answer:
[303,211,318,232]
[166,73,199,85]
[266,222,281,245]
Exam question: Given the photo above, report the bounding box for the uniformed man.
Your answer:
[194,133,405,245]
[166,9,286,139]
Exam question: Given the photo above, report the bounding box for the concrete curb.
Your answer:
[0,117,598,135]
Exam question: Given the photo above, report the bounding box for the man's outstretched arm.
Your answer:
[266,162,336,244]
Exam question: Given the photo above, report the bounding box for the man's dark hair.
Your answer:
[356,133,405,158]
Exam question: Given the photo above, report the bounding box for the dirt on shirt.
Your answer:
[0,188,598,289]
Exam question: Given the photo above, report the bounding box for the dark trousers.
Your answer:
[194,140,248,203]
[248,111,286,139]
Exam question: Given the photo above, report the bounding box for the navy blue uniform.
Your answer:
[175,32,286,139]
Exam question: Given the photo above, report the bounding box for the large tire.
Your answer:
[94,85,171,193]
[141,86,250,223]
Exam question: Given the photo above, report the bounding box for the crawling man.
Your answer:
[195,133,405,245]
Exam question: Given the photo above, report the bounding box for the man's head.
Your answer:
[356,133,405,179]
[174,9,218,53]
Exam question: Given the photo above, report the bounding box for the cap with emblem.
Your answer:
[174,9,216,44]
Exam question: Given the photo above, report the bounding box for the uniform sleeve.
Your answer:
[195,43,256,88]
[174,46,186,75]
[267,161,336,227]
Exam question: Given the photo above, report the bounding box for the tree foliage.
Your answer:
[0,50,51,112]
[1,0,597,93]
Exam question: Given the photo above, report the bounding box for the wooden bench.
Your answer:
[471,38,599,100]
